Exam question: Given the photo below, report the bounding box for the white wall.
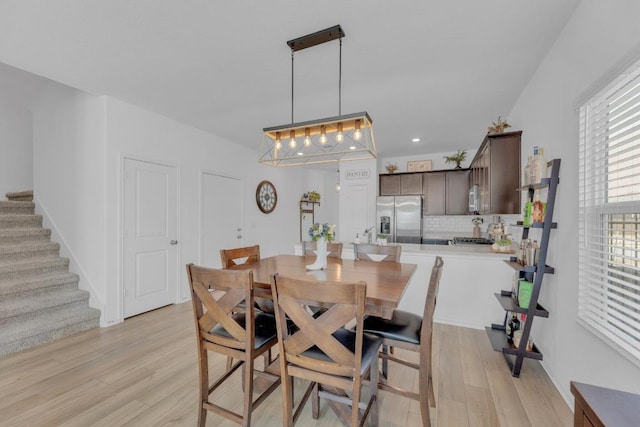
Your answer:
[31,81,107,313]
[103,97,311,324]
[0,62,44,196]
[508,0,640,403]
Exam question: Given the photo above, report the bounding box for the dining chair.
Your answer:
[270,274,382,427]
[220,244,261,268]
[362,256,444,427]
[353,243,401,262]
[302,241,343,258]
[186,264,280,427]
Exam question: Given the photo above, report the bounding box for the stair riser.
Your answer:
[0,297,90,324]
[0,216,43,229]
[0,281,78,298]
[0,231,52,246]
[0,263,70,282]
[0,317,99,357]
[0,248,60,262]
[0,206,35,215]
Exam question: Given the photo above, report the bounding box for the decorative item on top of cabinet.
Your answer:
[469,130,521,214]
[406,159,432,172]
[485,158,560,377]
[487,116,511,134]
[385,162,398,173]
[443,150,467,169]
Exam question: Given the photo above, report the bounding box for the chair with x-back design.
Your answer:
[270,274,382,427]
[186,264,280,427]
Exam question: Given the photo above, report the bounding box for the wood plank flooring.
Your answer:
[0,302,573,426]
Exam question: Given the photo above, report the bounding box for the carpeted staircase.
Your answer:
[0,190,101,357]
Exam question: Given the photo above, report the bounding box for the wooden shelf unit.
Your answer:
[486,158,561,377]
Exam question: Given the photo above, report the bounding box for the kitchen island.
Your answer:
[294,242,513,329]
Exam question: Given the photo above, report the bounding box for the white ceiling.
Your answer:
[0,0,581,158]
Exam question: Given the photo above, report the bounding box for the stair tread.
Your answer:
[0,305,100,343]
[0,271,78,289]
[0,228,50,236]
[0,256,68,268]
[0,242,59,254]
[0,214,42,220]
[0,287,90,318]
[5,190,33,198]
[0,201,35,207]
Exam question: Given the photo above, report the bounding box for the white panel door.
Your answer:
[123,158,178,318]
[346,184,369,240]
[201,172,243,268]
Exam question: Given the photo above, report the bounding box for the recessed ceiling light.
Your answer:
[349,146,356,150]
[412,138,421,143]
[296,152,304,156]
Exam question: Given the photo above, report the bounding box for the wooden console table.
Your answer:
[571,381,640,426]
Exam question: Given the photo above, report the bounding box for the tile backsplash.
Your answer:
[423,214,522,235]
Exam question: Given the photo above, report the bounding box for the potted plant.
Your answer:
[443,150,467,169]
[308,191,321,203]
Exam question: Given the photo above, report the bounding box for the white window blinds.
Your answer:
[578,55,640,362]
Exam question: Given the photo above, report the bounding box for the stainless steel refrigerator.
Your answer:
[376,196,423,244]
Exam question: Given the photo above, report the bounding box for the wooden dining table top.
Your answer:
[230,254,417,319]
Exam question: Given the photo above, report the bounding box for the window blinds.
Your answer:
[578,55,640,361]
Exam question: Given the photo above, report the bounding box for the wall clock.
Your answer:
[256,180,277,214]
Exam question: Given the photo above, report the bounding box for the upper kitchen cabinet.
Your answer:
[469,131,521,214]
[446,170,470,214]
[422,170,469,215]
[379,173,423,196]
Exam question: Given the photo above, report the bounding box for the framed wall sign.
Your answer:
[406,160,433,172]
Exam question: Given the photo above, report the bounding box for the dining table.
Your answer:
[230,254,418,319]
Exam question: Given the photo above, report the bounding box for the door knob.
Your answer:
[170,240,178,245]
[237,235,242,239]
[237,227,242,232]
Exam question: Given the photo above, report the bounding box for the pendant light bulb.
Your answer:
[275,132,282,150]
[319,125,327,144]
[336,122,344,143]
[288,130,297,149]
[353,120,362,141]
[303,128,312,146]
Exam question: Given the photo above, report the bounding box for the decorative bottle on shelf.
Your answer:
[536,147,547,182]
[508,312,521,342]
[530,146,539,184]
[524,155,532,186]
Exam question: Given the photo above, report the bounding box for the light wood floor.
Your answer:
[0,302,572,426]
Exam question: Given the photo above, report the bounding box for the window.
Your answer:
[578,56,640,362]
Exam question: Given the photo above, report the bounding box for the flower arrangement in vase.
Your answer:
[487,116,511,134]
[306,223,336,270]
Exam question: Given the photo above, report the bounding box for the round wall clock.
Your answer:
[256,180,277,214]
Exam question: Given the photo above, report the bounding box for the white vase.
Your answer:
[306,237,328,270]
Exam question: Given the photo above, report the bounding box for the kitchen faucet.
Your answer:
[364,226,375,244]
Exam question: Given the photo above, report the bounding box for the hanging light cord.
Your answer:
[338,36,342,116]
[291,49,295,124]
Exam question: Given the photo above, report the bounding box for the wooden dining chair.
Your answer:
[270,274,382,427]
[220,244,261,268]
[353,243,401,262]
[186,264,280,427]
[302,241,343,258]
[362,256,444,427]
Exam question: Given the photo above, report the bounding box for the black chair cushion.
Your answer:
[298,328,383,376]
[362,310,422,345]
[209,312,277,350]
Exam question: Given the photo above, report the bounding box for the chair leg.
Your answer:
[370,357,379,426]
[419,360,432,427]
[281,375,294,427]
[197,347,209,427]
[312,382,320,419]
[381,344,389,379]
[226,356,233,371]
[243,356,253,427]
[351,379,362,427]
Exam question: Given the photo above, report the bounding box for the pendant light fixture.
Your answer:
[259,25,376,167]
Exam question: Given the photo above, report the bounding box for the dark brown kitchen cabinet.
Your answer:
[422,170,469,215]
[379,173,422,196]
[469,131,521,214]
[422,172,445,215]
[446,170,470,214]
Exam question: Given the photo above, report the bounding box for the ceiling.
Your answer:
[0,1,581,159]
